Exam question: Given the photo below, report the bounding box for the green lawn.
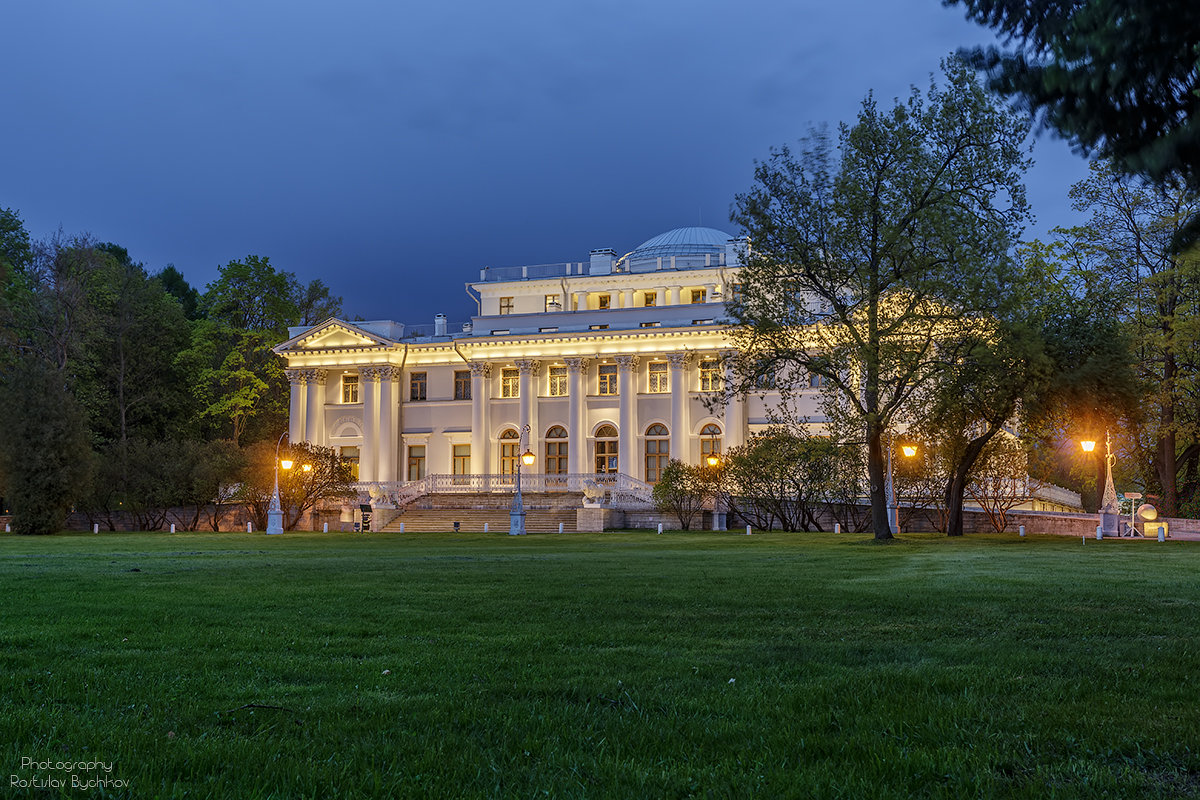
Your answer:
[1,530,1198,799]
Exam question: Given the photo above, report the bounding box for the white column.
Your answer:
[469,362,491,475]
[616,355,639,479]
[304,369,326,445]
[360,367,380,482]
[668,285,681,305]
[622,289,634,308]
[377,366,398,483]
[516,359,539,463]
[667,352,690,461]
[286,370,306,445]
[722,355,745,449]
[565,357,589,474]
[573,291,587,311]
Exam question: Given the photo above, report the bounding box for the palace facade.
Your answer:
[274,227,820,497]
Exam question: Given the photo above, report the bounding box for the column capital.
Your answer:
[515,359,541,376]
[468,361,492,378]
[377,365,401,381]
[564,357,591,374]
[286,369,307,384]
[359,366,382,381]
[665,351,691,369]
[304,369,327,385]
[615,355,639,371]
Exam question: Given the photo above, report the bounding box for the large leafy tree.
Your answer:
[945,0,1200,248]
[728,59,1031,539]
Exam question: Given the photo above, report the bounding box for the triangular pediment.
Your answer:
[274,318,397,354]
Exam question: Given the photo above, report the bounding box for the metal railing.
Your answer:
[354,473,655,509]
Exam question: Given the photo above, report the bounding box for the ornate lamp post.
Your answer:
[1083,430,1120,531]
[509,424,535,535]
[267,431,291,535]
[886,437,917,536]
[706,434,726,530]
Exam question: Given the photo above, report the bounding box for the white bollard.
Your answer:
[399,523,405,533]
[559,522,564,533]
[1019,525,1025,537]
[1159,525,1166,542]
[746,525,752,535]
[323,522,329,532]
[484,523,489,533]
[170,523,175,533]
[248,522,253,533]
[93,523,99,534]
[834,523,841,534]
[1096,525,1103,540]
[5,524,10,533]
[657,523,663,534]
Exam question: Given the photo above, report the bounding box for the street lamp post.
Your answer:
[885,436,917,536]
[706,436,725,531]
[1083,429,1120,534]
[267,431,290,535]
[509,424,535,535]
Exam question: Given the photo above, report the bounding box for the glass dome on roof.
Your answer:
[622,227,733,272]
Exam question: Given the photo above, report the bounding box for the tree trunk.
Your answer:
[867,423,893,539]
[945,428,999,537]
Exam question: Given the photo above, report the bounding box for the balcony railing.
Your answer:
[354,473,655,509]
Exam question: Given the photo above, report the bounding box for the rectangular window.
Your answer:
[545,294,560,312]
[809,372,827,389]
[549,366,568,397]
[407,445,426,481]
[589,324,609,330]
[409,371,427,401]
[454,370,471,400]
[699,359,722,392]
[340,446,360,481]
[691,289,707,304]
[648,361,668,393]
[342,374,359,404]
[499,297,514,315]
[643,291,657,307]
[598,294,611,309]
[501,368,520,398]
[452,444,470,484]
[539,326,558,333]
[729,283,744,302]
[640,321,660,328]
[598,364,618,396]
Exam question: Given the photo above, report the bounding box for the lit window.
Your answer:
[640,321,660,328]
[549,366,567,397]
[699,359,722,392]
[499,428,520,477]
[594,425,618,474]
[501,368,520,398]
[589,324,609,330]
[407,445,426,481]
[342,375,359,404]
[643,291,657,307]
[499,297,514,315]
[598,294,611,309]
[454,370,470,400]
[648,362,668,393]
[700,424,722,461]
[410,371,427,401]
[452,444,470,484]
[598,364,617,396]
[691,289,707,304]
[645,423,670,483]
[545,294,561,312]
[340,446,360,481]
[545,426,568,475]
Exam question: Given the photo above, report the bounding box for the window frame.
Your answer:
[597,364,618,396]
[647,361,669,393]
[499,296,514,315]
[454,370,471,400]
[409,371,427,401]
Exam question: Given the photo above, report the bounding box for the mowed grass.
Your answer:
[2,531,1199,799]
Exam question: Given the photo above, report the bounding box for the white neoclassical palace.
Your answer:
[275,227,820,501]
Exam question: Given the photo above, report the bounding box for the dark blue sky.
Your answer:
[5,1,1091,326]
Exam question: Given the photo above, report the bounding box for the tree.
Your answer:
[0,206,32,281]
[651,460,712,530]
[728,59,1032,539]
[155,264,201,320]
[201,255,299,335]
[723,427,841,531]
[294,278,343,326]
[239,440,354,531]
[946,0,1200,248]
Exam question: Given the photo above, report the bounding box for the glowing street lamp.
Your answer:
[886,438,917,536]
[267,432,290,534]
[1083,430,1120,522]
[510,424,534,535]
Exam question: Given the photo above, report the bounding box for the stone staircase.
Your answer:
[378,508,578,533]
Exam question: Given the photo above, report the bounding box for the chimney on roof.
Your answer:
[435,314,447,336]
[589,248,616,275]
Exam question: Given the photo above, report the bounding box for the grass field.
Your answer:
[2,530,1198,799]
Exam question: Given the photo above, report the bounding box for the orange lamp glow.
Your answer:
[280,458,294,470]
[901,445,917,458]
[1081,440,1096,453]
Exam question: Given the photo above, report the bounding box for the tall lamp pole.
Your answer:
[509,424,535,535]
[706,435,725,531]
[885,435,917,536]
[267,432,291,535]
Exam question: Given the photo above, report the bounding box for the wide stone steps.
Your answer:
[378,509,578,533]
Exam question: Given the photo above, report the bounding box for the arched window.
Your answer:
[545,426,568,475]
[594,425,618,474]
[499,428,520,478]
[645,423,670,483]
[700,423,722,463]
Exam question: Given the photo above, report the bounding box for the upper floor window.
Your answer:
[691,288,707,304]
[597,294,611,309]
[545,294,561,312]
[342,374,359,404]
[549,366,568,397]
[598,364,618,396]
[729,283,744,302]
[410,371,427,401]
[501,368,519,398]
[499,297,514,315]
[647,361,668,393]
[699,359,722,392]
[454,370,471,400]
[643,291,657,307]
[809,372,828,389]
